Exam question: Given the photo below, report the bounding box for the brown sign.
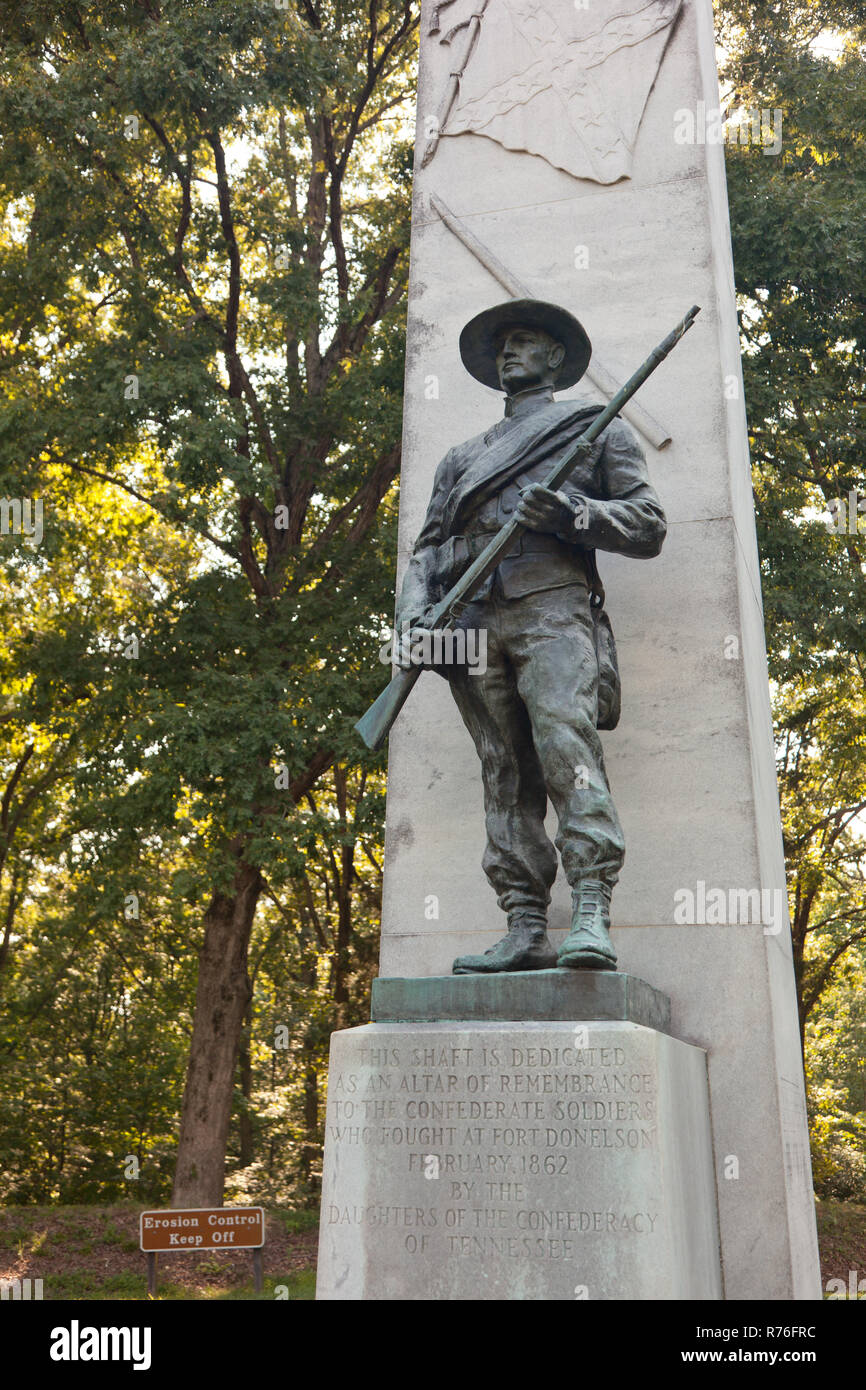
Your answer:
[139,1207,265,1252]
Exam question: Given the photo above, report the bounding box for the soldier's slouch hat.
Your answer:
[459,299,592,392]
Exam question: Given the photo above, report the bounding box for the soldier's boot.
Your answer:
[452,911,558,975]
[557,880,617,971]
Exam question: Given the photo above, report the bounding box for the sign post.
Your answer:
[139,1206,265,1297]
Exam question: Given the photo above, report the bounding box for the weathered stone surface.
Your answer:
[615,925,818,1300]
[316,1021,721,1300]
[369,0,821,1299]
[371,970,671,1031]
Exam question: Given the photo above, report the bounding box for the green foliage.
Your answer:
[0,0,417,1203]
[2,0,862,1214]
[807,954,866,1200]
[718,0,866,1196]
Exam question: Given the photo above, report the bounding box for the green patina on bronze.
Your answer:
[371,970,672,1031]
[357,301,698,977]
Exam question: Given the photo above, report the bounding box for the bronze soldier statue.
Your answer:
[394,300,667,975]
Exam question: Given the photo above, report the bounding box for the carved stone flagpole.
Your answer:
[420,0,492,168]
[429,191,674,448]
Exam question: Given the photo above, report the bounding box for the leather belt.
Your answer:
[463,531,575,561]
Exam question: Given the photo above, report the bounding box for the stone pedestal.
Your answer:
[316,975,721,1300]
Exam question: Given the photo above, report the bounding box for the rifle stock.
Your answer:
[355,662,422,751]
[355,304,701,751]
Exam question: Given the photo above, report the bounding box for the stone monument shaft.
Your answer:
[318,0,820,1300]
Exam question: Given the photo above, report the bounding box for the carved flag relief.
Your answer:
[430,0,683,184]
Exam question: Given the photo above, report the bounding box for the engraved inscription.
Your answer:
[325,1036,661,1265]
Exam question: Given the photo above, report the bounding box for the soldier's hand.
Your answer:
[395,615,437,669]
[395,630,430,669]
[514,484,575,535]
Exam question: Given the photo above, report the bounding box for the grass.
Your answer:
[40,1269,317,1302]
[816,1197,866,1296]
[47,1271,149,1300]
[268,1208,319,1236]
[3,1196,860,1300]
[0,1202,319,1301]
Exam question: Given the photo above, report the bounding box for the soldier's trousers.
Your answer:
[447,582,625,919]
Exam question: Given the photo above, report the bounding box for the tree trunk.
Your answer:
[300,1053,320,1190]
[238,1005,254,1169]
[332,764,354,1029]
[173,856,262,1206]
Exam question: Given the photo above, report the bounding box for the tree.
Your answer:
[717,0,866,1190]
[0,0,418,1204]
[224,761,384,1204]
[0,477,200,1204]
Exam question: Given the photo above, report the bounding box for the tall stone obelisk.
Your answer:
[318,0,820,1300]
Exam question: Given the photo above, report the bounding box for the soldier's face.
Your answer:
[495,327,563,394]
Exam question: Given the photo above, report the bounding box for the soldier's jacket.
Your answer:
[396,391,667,625]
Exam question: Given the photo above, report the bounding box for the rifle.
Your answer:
[355,305,701,751]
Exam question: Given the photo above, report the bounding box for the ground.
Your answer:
[0,1204,318,1300]
[815,1198,866,1294]
[0,1198,862,1299]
